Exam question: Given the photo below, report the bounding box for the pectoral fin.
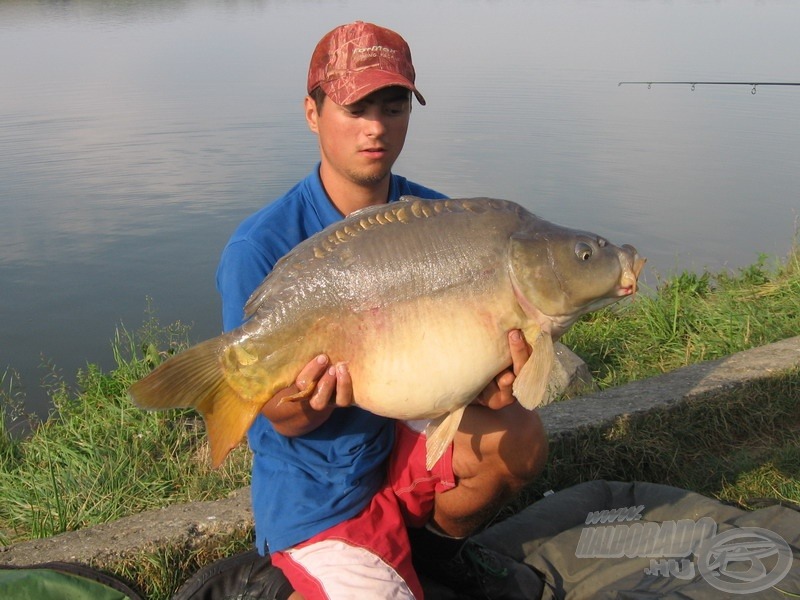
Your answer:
[512,330,555,410]
[277,371,322,404]
[424,405,467,470]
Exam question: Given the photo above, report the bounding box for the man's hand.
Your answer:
[295,355,354,411]
[261,355,353,436]
[473,330,531,410]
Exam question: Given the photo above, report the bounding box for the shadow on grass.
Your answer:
[519,367,800,513]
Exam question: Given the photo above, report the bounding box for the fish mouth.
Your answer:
[618,246,646,296]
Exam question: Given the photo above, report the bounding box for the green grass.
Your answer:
[0,315,252,548]
[111,535,255,600]
[561,251,800,386]
[1,249,799,598]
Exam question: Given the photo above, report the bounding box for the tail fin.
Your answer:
[128,338,261,468]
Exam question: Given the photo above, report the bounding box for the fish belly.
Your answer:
[336,290,521,419]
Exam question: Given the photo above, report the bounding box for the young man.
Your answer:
[216,21,548,600]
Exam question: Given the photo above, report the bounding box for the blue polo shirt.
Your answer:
[215,165,447,554]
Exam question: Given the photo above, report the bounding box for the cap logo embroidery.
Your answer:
[353,46,397,57]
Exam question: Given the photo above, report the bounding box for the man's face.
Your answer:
[306,86,411,189]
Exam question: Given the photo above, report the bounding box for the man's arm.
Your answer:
[216,239,274,332]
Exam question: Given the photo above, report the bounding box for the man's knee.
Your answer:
[499,407,548,486]
[456,403,548,488]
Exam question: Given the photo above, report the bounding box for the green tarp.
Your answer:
[0,562,142,600]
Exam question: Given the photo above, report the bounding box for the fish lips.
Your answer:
[620,245,646,295]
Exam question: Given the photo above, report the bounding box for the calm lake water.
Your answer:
[2,0,799,418]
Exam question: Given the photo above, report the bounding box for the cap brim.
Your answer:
[321,70,426,106]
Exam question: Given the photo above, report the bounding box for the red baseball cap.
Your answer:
[307,21,426,106]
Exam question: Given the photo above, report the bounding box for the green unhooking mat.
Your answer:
[0,561,143,600]
[473,480,800,599]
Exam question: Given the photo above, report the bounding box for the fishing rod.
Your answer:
[618,81,800,94]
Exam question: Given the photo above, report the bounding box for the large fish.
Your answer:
[129,197,644,469]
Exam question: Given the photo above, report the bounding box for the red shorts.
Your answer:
[271,420,456,599]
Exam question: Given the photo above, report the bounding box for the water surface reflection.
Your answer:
[2,0,799,416]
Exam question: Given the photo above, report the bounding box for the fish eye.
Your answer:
[576,242,593,261]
